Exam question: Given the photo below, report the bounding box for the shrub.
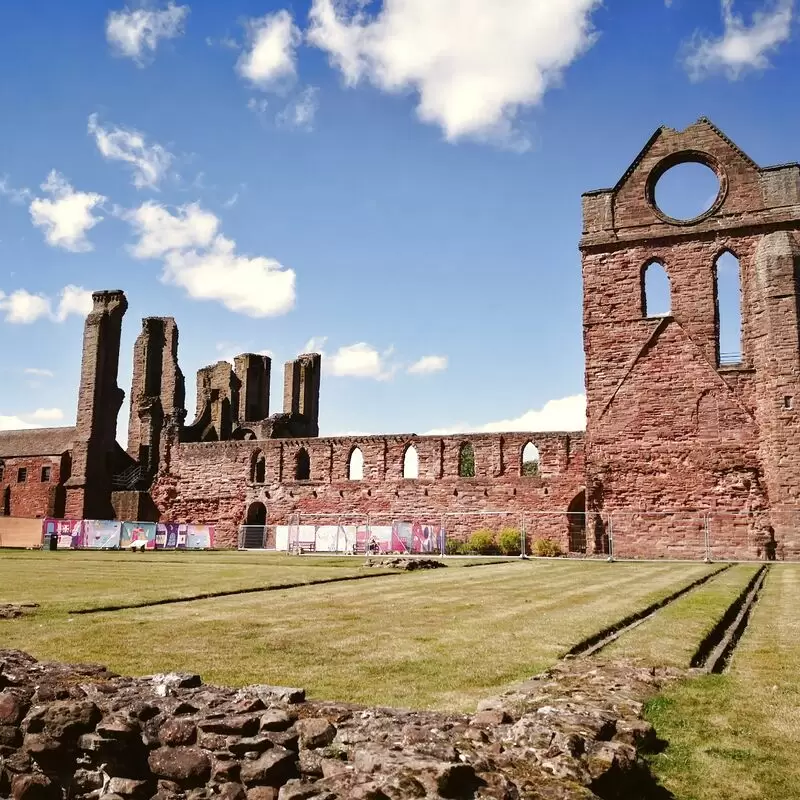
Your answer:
[498,528,522,556]
[445,539,466,555]
[532,537,563,558]
[467,529,498,555]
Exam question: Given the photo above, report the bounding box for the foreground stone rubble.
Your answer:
[0,650,680,800]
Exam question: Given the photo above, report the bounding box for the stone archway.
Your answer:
[242,502,267,549]
[567,491,587,553]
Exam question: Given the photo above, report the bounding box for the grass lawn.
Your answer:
[0,550,413,613]
[644,564,800,800]
[0,556,713,710]
[603,563,760,667]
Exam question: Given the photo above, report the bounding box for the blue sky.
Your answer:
[0,0,798,440]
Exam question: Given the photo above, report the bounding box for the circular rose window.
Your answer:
[647,153,726,225]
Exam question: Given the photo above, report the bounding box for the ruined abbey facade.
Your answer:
[1,119,799,556]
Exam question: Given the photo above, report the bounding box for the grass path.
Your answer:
[645,564,800,800]
[603,563,759,667]
[1,559,712,710]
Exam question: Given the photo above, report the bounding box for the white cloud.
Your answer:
[0,415,39,432]
[106,2,189,65]
[216,342,274,364]
[425,394,586,435]
[29,172,106,252]
[277,86,320,131]
[308,0,601,148]
[328,342,396,380]
[24,368,54,378]
[0,285,94,324]
[54,285,93,322]
[683,0,793,80]
[408,355,447,375]
[126,201,296,317]
[237,10,301,90]
[0,177,32,205]
[26,408,64,422]
[0,290,51,324]
[88,114,174,190]
[302,336,328,355]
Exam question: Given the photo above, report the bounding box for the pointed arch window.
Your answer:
[458,442,475,478]
[402,444,419,479]
[521,441,540,477]
[642,261,671,318]
[251,450,266,483]
[714,251,743,366]
[295,448,310,480]
[348,447,364,480]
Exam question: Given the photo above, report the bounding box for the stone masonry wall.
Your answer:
[0,457,67,520]
[151,433,585,550]
[581,117,800,559]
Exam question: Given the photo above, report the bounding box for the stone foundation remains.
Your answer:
[0,649,681,800]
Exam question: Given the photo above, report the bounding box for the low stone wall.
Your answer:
[0,650,681,799]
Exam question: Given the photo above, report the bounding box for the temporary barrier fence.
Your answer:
[38,518,215,550]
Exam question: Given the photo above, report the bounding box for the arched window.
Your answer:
[251,451,266,484]
[402,444,419,479]
[567,491,586,553]
[642,261,671,318]
[521,441,540,477]
[458,442,475,478]
[0,459,4,483]
[715,251,743,366]
[348,447,364,480]
[295,448,310,480]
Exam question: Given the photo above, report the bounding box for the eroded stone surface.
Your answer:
[0,649,682,799]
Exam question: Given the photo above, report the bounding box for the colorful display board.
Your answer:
[42,519,215,550]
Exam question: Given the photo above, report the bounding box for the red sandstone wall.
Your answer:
[151,433,585,549]
[0,456,65,519]
[581,118,800,559]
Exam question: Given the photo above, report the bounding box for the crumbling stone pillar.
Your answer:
[234,354,271,422]
[65,290,128,519]
[127,317,186,482]
[283,353,321,437]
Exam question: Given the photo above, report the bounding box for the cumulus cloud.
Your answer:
[0,285,93,324]
[106,2,189,65]
[26,408,64,422]
[237,10,301,90]
[425,394,586,435]
[126,201,296,317]
[408,355,447,375]
[683,0,794,80]
[88,114,174,189]
[0,415,39,432]
[328,342,396,380]
[0,177,32,205]
[277,86,320,131]
[307,0,601,148]
[302,336,328,355]
[29,172,106,252]
[53,285,93,321]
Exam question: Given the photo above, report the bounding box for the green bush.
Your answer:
[445,539,466,555]
[467,529,498,555]
[532,537,564,558]
[498,528,522,556]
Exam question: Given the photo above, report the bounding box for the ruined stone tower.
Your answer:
[581,117,800,552]
[127,317,186,481]
[64,290,128,519]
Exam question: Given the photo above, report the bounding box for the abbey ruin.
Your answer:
[1,118,799,557]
